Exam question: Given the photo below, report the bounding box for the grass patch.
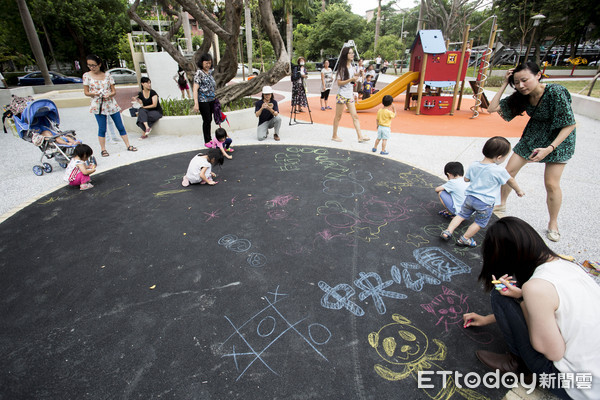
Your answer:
[160,97,256,117]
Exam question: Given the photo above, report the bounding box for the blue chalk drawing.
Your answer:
[318,281,365,317]
[413,247,471,282]
[221,286,330,381]
[354,271,407,314]
[247,252,267,268]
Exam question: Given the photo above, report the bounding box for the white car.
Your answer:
[107,68,138,84]
[237,64,260,76]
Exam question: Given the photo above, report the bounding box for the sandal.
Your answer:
[127,146,137,152]
[440,230,452,241]
[457,235,477,247]
[101,150,109,157]
[438,210,455,218]
[546,229,560,242]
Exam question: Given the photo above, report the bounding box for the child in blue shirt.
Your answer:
[435,161,469,218]
[441,136,525,247]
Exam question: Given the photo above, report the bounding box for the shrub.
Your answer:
[160,97,255,117]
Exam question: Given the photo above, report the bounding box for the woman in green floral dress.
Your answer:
[488,62,576,242]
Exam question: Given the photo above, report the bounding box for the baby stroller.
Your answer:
[13,99,80,176]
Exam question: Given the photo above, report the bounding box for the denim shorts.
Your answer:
[457,195,493,228]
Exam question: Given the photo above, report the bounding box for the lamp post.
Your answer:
[523,14,545,65]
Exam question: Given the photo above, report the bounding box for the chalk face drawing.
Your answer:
[368,314,490,400]
[220,287,331,381]
[421,286,469,331]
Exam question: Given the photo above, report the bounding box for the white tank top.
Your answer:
[531,258,600,399]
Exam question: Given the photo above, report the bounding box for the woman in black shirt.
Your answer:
[132,77,163,139]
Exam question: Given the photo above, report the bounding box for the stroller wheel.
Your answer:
[42,163,53,173]
[33,165,44,176]
[59,162,68,169]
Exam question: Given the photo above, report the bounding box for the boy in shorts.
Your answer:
[440,136,525,247]
[372,95,395,155]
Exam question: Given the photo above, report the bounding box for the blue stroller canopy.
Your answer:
[14,99,61,139]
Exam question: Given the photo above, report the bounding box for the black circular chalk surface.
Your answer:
[0,145,508,399]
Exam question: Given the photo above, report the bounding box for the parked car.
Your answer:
[107,68,138,84]
[237,64,260,76]
[315,58,339,71]
[17,71,83,86]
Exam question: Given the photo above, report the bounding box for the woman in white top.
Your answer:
[320,60,333,111]
[83,54,137,157]
[331,47,369,143]
[463,216,600,400]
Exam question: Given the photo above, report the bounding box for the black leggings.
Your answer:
[198,100,215,143]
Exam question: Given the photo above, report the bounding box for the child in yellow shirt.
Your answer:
[372,95,395,155]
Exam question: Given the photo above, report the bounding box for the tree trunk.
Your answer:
[244,0,253,74]
[130,0,289,104]
[286,4,293,60]
[374,0,381,51]
[16,0,52,85]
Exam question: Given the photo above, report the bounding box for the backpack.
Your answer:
[213,99,228,127]
[291,65,301,82]
[177,71,187,86]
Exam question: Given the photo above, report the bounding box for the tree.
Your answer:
[422,0,486,41]
[374,0,382,51]
[129,0,291,104]
[273,0,315,61]
[307,4,365,58]
[15,0,51,84]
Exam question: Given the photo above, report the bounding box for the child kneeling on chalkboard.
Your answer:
[434,161,469,219]
[181,148,224,187]
[440,137,524,247]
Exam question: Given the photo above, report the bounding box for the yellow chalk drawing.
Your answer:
[38,197,60,205]
[375,172,435,192]
[348,222,388,242]
[368,314,489,400]
[154,189,190,198]
[406,234,429,248]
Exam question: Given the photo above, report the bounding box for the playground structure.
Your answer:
[355,30,470,116]
[356,22,499,119]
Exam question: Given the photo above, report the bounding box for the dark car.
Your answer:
[315,58,339,72]
[18,71,83,86]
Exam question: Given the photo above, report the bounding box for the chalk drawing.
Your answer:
[414,247,471,282]
[421,287,494,345]
[204,209,221,221]
[246,252,267,268]
[218,234,252,253]
[266,194,295,208]
[318,281,365,317]
[391,265,441,292]
[348,223,388,242]
[421,286,469,331]
[274,152,301,172]
[220,286,330,381]
[375,171,436,193]
[406,234,429,248]
[286,147,328,155]
[368,314,490,400]
[153,189,190,198]
[354,272,407,314]
[347,170,373,182]
[267,209,289,220]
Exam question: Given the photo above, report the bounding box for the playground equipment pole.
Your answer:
[471,17,498,118]
[450,24,470,115]
[415,52,428,116]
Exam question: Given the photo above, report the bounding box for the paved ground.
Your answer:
[1,73,598,400]
[2,74,598,264]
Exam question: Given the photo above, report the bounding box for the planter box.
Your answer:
[121,106,258,136]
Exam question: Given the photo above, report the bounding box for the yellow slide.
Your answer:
[355,71,420,111]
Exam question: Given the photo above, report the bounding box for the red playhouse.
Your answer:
[407,30,470,116]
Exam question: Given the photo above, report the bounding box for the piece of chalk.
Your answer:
[491,280,516,284]
[464,319,473,328]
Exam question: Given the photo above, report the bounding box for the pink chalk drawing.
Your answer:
[204,209,221,221]
[421,286,469,331]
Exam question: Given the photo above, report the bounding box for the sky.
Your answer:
[346,0,419,16]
